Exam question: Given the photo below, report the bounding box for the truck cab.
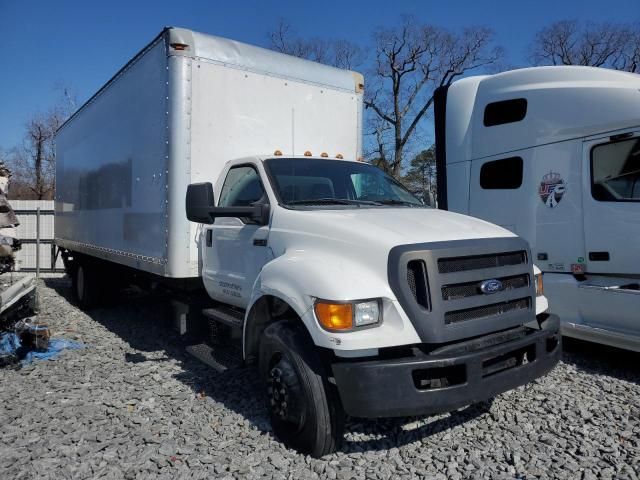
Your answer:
[187,153,561,455]
[435,66,640,352]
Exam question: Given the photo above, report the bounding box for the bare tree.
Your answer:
[268,19,365,69]
[7,86,77,199]
[530,20,639,72]
[622,23,640,73]
[365,18,502,177]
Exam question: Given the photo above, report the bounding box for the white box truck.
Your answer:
[55,28,560,456]
[434,66,640,352]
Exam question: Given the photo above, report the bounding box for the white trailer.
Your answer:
[435,66,640,352]
[56,28,560,456]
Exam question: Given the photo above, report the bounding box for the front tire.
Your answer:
[258,320,344,457]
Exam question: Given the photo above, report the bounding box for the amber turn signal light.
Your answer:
[536,274,544,297]
[315,302,353,331]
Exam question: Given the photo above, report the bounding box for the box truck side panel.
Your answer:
[187,59,361,271]
[55,38,170,275]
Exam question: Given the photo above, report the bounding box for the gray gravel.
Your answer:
[1,277,639,479]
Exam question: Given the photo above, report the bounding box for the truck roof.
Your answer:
[444,66,640,163]
[58,27,363,134]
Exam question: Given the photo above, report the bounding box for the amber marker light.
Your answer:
[315,302,353,331]
[335,154,344,159]
[273,150,283,156]
[320,152,329,157]
[536,273,544,297]
[304,151,313,156]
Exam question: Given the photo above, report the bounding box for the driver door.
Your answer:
[201,164,272,309]
[582,132,640,275]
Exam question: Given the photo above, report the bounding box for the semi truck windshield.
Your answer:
[265,158,425,208]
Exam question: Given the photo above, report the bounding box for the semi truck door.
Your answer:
[582,132,640,275]
[201,164,272,309]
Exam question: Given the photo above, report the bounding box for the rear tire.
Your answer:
[72,263,100,309]
[258,320,344,457]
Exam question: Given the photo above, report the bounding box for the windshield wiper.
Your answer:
[374,199,423,207]
[287,198,378,206]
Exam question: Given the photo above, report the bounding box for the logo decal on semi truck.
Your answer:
[479,279,504,294]
[539,171,566,208]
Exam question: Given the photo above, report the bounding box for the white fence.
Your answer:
[12,200,64,273]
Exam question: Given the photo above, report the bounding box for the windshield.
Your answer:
[264,158,425,208]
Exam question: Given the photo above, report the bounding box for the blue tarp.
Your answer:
[0,332,83,365]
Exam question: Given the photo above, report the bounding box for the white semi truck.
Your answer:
[434,66,640,352]
[55,27,560,456]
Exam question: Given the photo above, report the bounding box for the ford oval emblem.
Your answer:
[480,279,503,294]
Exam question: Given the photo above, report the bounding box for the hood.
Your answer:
[273,206,515,250]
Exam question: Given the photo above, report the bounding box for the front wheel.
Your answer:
[258,320,344,457]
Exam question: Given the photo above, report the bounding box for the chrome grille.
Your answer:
[444,298,531,325]
[438,250,527,274]
[442,274,530,301]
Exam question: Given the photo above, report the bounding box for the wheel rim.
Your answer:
[267,356,305,430]
[76,266,85,301]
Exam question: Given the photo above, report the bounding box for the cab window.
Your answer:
[591,137,640,202]
[218,165,265,207]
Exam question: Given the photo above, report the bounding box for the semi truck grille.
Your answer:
[437,250,527,274]
[444,297,531,325]
[442,274,530,301]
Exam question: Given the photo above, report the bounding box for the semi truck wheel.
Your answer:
[258,320,344,457]
[72,263,100,309]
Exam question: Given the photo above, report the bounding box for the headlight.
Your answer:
[535,273,544,297]
[314,299,381,331]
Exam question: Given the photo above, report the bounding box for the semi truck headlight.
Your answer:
[314,299,381,331]
[535,273,544,297]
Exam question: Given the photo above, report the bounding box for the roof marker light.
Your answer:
[304,151,312,157]
[273,150,283,156]
[170,43,189,51]
[336,154,344,159]
[320,152,328,157]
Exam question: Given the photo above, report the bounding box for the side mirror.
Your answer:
[186,182,271,225]
[186,182,215,224]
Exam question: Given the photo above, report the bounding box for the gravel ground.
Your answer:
[1,278,639,480]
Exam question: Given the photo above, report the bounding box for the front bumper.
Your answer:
[331,314,561,418]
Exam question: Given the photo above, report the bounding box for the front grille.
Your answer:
[438,250,527,274]
[389,237,534,343]
[444,297,531,325]
[442,274,530,301]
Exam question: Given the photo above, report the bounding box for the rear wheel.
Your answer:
[258,320,344,457]
[72,263,100,309]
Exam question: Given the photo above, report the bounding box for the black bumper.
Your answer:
[332,314,561,418]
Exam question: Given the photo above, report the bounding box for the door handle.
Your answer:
[206,230,212,247]
[253,238,267,247]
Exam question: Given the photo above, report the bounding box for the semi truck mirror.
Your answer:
[186,182,215,224]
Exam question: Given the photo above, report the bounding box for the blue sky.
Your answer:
[1,0,638,150]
